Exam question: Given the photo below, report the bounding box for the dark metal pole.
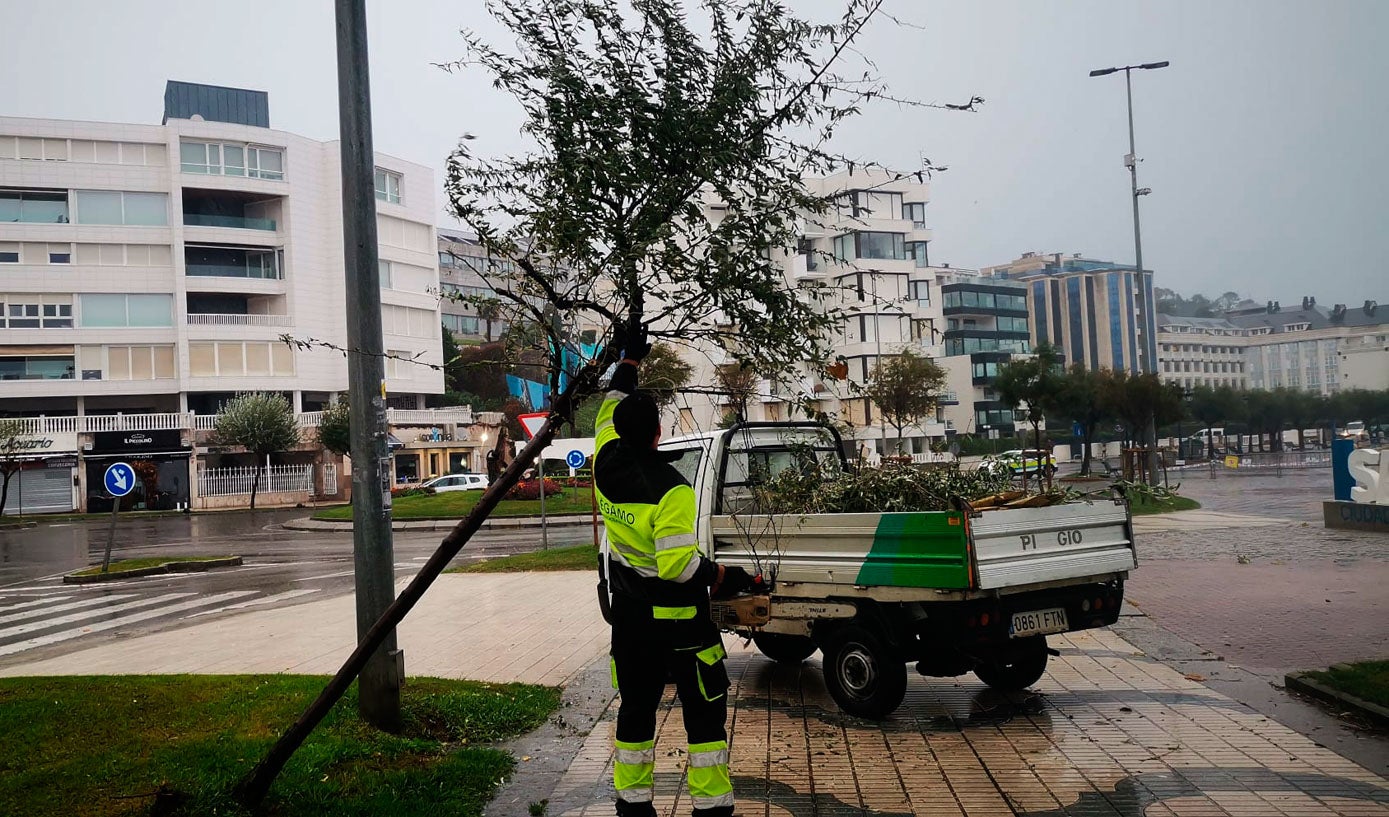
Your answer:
[335,0,400,731]
[1123,67,1162,486]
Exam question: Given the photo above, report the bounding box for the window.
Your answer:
[996,316,1029,333]
[2,295,72,329]
[184,245,283,279]
[375,168,402,204]
[182,140,283,180]
[106,346,176,381]
[902,202,926,228]
[906,241,929,268]
[383,304,437,338]
[49,243,71,264]
[0,189,69,223]
[832,234,854,263]
[74,191,167,226]
[908,280,930,307]
[378,260,392,289]
[853,232,906,260]
[78,294,173,327]
[442,314,481,335]
[0,243,17,263]
[188,341,294,377]
[0,354,75,380]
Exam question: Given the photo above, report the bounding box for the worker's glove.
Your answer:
[710,564,760,600]
[622,316,652,362]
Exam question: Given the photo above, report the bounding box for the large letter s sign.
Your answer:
[1348,448,1387,504]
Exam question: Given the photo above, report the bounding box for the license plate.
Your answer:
[1010,607,1068,638]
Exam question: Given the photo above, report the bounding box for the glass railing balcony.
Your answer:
[185,263,282,280]
[183,213,277,231]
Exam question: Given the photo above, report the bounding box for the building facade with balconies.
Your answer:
[935,273,1031,436]
[436,228,508,344]
[0,82,444,512]
[674,169,954,459]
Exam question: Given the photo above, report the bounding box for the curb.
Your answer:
[0,521,38,531]
[284,515,592,533]
[63,556,244,584]
[1285,671,1389,730]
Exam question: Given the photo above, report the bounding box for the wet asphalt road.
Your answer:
[0,509,593,666]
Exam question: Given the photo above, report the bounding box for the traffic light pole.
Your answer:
[335,0,400,731]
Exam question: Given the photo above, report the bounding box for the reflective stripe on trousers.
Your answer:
[614,738,655,804]
[687,739,734,811]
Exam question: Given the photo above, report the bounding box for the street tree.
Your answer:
[994,344,1062,489]
[862,349,947,454]
[1047,365,1115,476]
[715,362,761,423]
[213,392,301,510]
[238,0,973,804]
[0,419,28,518]
[317,399,352,457]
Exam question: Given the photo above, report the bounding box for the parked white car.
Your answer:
[420,473,489,492]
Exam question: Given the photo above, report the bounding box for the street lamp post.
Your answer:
[1090,60,1169,485]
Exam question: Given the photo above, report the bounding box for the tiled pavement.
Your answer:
[546,630,1389,817]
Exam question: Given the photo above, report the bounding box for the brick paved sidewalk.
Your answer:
[546,630,1389,817]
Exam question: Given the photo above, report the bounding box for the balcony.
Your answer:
[185,245,283,280]
[186,313,292,327]
[182,188,282,233]
[183,213,276,231]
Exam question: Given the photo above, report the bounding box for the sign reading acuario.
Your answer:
[1348,448,1389,504]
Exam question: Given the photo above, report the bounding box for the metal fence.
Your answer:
[197,465,314,497]
[1204,449,1332,478]
[322,462,338,496]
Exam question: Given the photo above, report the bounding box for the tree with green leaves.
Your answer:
[0,419,28,518]
[570,342,692,435]
[1046,364,1115,475]
[440,325,466,394]
[213,392,301,510]
[994,344,1062,488]
[317,399,352,458]
[861,349,947,454]
[238,0,973,804]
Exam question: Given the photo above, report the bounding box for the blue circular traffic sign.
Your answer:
[104,462,137,497]
[566,449,587,469]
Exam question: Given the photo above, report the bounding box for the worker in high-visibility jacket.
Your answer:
[595,321,757,817]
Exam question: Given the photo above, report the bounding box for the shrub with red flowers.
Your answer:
[391,486,436,499]
[506,478,565,500]
[559,477,593,490]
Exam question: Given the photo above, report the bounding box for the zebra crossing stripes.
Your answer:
[0,594,134,625]
[0,593,196,641]
[0,591,256,658]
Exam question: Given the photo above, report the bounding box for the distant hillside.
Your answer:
[1153,288,1250,317]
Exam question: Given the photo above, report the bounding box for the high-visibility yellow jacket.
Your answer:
[595,362,718,631]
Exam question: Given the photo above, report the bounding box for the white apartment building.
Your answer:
[674,169,950,458]
[1,82,444,513]
[1156,299,1388,394]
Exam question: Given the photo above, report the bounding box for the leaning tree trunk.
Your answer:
[1080,425,1093,476]
[234,343,620,809]
[249,466,261,510]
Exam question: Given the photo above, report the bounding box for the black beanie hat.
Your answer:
[613,391,660,446]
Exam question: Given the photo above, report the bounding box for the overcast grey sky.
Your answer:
[3,0,1384,305]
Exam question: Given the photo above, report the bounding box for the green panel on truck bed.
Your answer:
[854,512,971,589]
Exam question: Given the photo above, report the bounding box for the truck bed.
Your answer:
[708,499,1135,594]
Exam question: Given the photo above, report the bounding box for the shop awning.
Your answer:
[387,435,404,450]
[83,451,191,459]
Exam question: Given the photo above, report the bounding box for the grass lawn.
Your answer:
[1128,495,1201,515]
[1304,660,1389,709]
[69,556,234,577]
[313,490,595,521]
[0,675,559,817]
[449,543,599,574]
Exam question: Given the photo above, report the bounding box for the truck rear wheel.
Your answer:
[973,636,1048,691]
[752,633,817,664]
[820,624,907,720]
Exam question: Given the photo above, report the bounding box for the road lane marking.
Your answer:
[0,591,255,658]
[0,597,72,614]
[183,589,320,619]
[0,593,195,640]
[292,570,356,582]
[0,594,135,626]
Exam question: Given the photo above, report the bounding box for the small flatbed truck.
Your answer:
[651,421,1138,719]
